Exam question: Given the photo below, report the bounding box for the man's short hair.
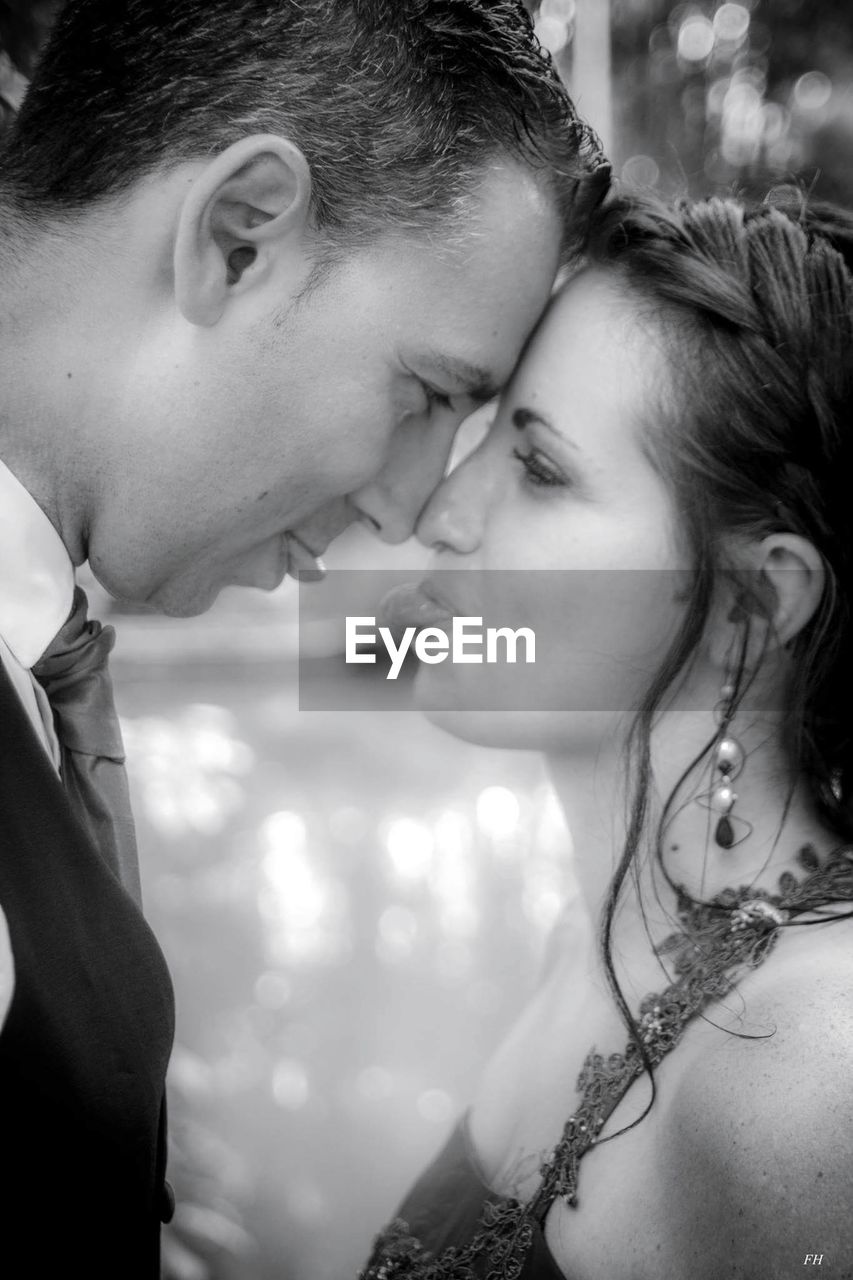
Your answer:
[0,0,609,255]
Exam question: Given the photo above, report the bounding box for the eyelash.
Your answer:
[512,446,565,488]
[422,383,453,412]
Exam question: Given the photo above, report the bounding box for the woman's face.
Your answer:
[400,267,694,749]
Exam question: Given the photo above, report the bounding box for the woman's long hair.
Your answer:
[583,188,853,1118]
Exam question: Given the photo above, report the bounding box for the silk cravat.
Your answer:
[32,586,142,905]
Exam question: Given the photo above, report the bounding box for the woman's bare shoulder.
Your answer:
[659,925,853,1278]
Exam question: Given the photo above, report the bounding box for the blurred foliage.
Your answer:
[610,0,853,203]
[532,0,853,203]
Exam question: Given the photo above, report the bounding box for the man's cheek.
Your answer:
[346,436,397,492]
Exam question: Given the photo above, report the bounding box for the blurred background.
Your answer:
[2,1,852,1276]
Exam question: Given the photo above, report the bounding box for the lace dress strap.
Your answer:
[361,844,853,1279]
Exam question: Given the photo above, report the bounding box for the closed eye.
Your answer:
[422,382,453,412]
[512,446,566,488]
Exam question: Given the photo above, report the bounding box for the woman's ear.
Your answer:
[704,534,824,676]
[173,134,313,325]
[753,533,825,648]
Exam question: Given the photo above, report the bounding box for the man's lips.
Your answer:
[285,532,327,582]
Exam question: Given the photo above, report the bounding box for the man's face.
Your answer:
[87,161,563,615]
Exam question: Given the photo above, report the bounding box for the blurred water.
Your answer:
[110,611,579,1280]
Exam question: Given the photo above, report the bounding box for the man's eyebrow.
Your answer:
[420,352,501,404]
[512,406,579,449]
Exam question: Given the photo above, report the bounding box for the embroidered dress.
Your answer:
[360,845,853,1280]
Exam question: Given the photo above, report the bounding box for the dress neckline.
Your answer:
[458,1108,496,1195]
[361,843,853,1279]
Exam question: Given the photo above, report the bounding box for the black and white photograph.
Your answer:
[1,2,852,1277]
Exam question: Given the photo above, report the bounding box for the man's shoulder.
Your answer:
[0,650,56,779]
[0,907,12,1033]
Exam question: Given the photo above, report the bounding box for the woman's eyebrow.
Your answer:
[512,406,578,449]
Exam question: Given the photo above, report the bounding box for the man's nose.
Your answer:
[349,412,460,545]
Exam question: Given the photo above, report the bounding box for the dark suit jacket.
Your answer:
[0,658,174,1276]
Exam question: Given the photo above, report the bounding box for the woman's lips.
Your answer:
[379,577,463,630]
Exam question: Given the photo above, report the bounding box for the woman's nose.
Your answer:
[415,445,495,554]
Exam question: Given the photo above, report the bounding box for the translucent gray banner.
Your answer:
[297,570,786,712]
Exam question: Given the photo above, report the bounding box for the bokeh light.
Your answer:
[475,785,521,841]
[272,1059,311,1111]
[383,816,434,885]
[793,70,832,113]
[677,15,715,63]
[416,1088,455,1126]
[534,0,575,55]
[621,154,661,187]
[713,4,750,46]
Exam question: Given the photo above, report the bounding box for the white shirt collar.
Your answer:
[0,457,75,668]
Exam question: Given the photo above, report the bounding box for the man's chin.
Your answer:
[148,579,225,618]
[90,564,224,619]
[155,596,219,619]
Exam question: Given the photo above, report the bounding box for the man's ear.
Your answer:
[174,134,313,325]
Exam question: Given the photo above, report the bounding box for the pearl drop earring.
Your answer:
[697,674,752,849]
[710,728,745,849]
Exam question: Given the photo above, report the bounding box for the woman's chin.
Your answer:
[419,706,533,749]
[412,668,512,745]
[414,667,630,753]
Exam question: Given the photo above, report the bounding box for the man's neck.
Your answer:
[0,211,127,567]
